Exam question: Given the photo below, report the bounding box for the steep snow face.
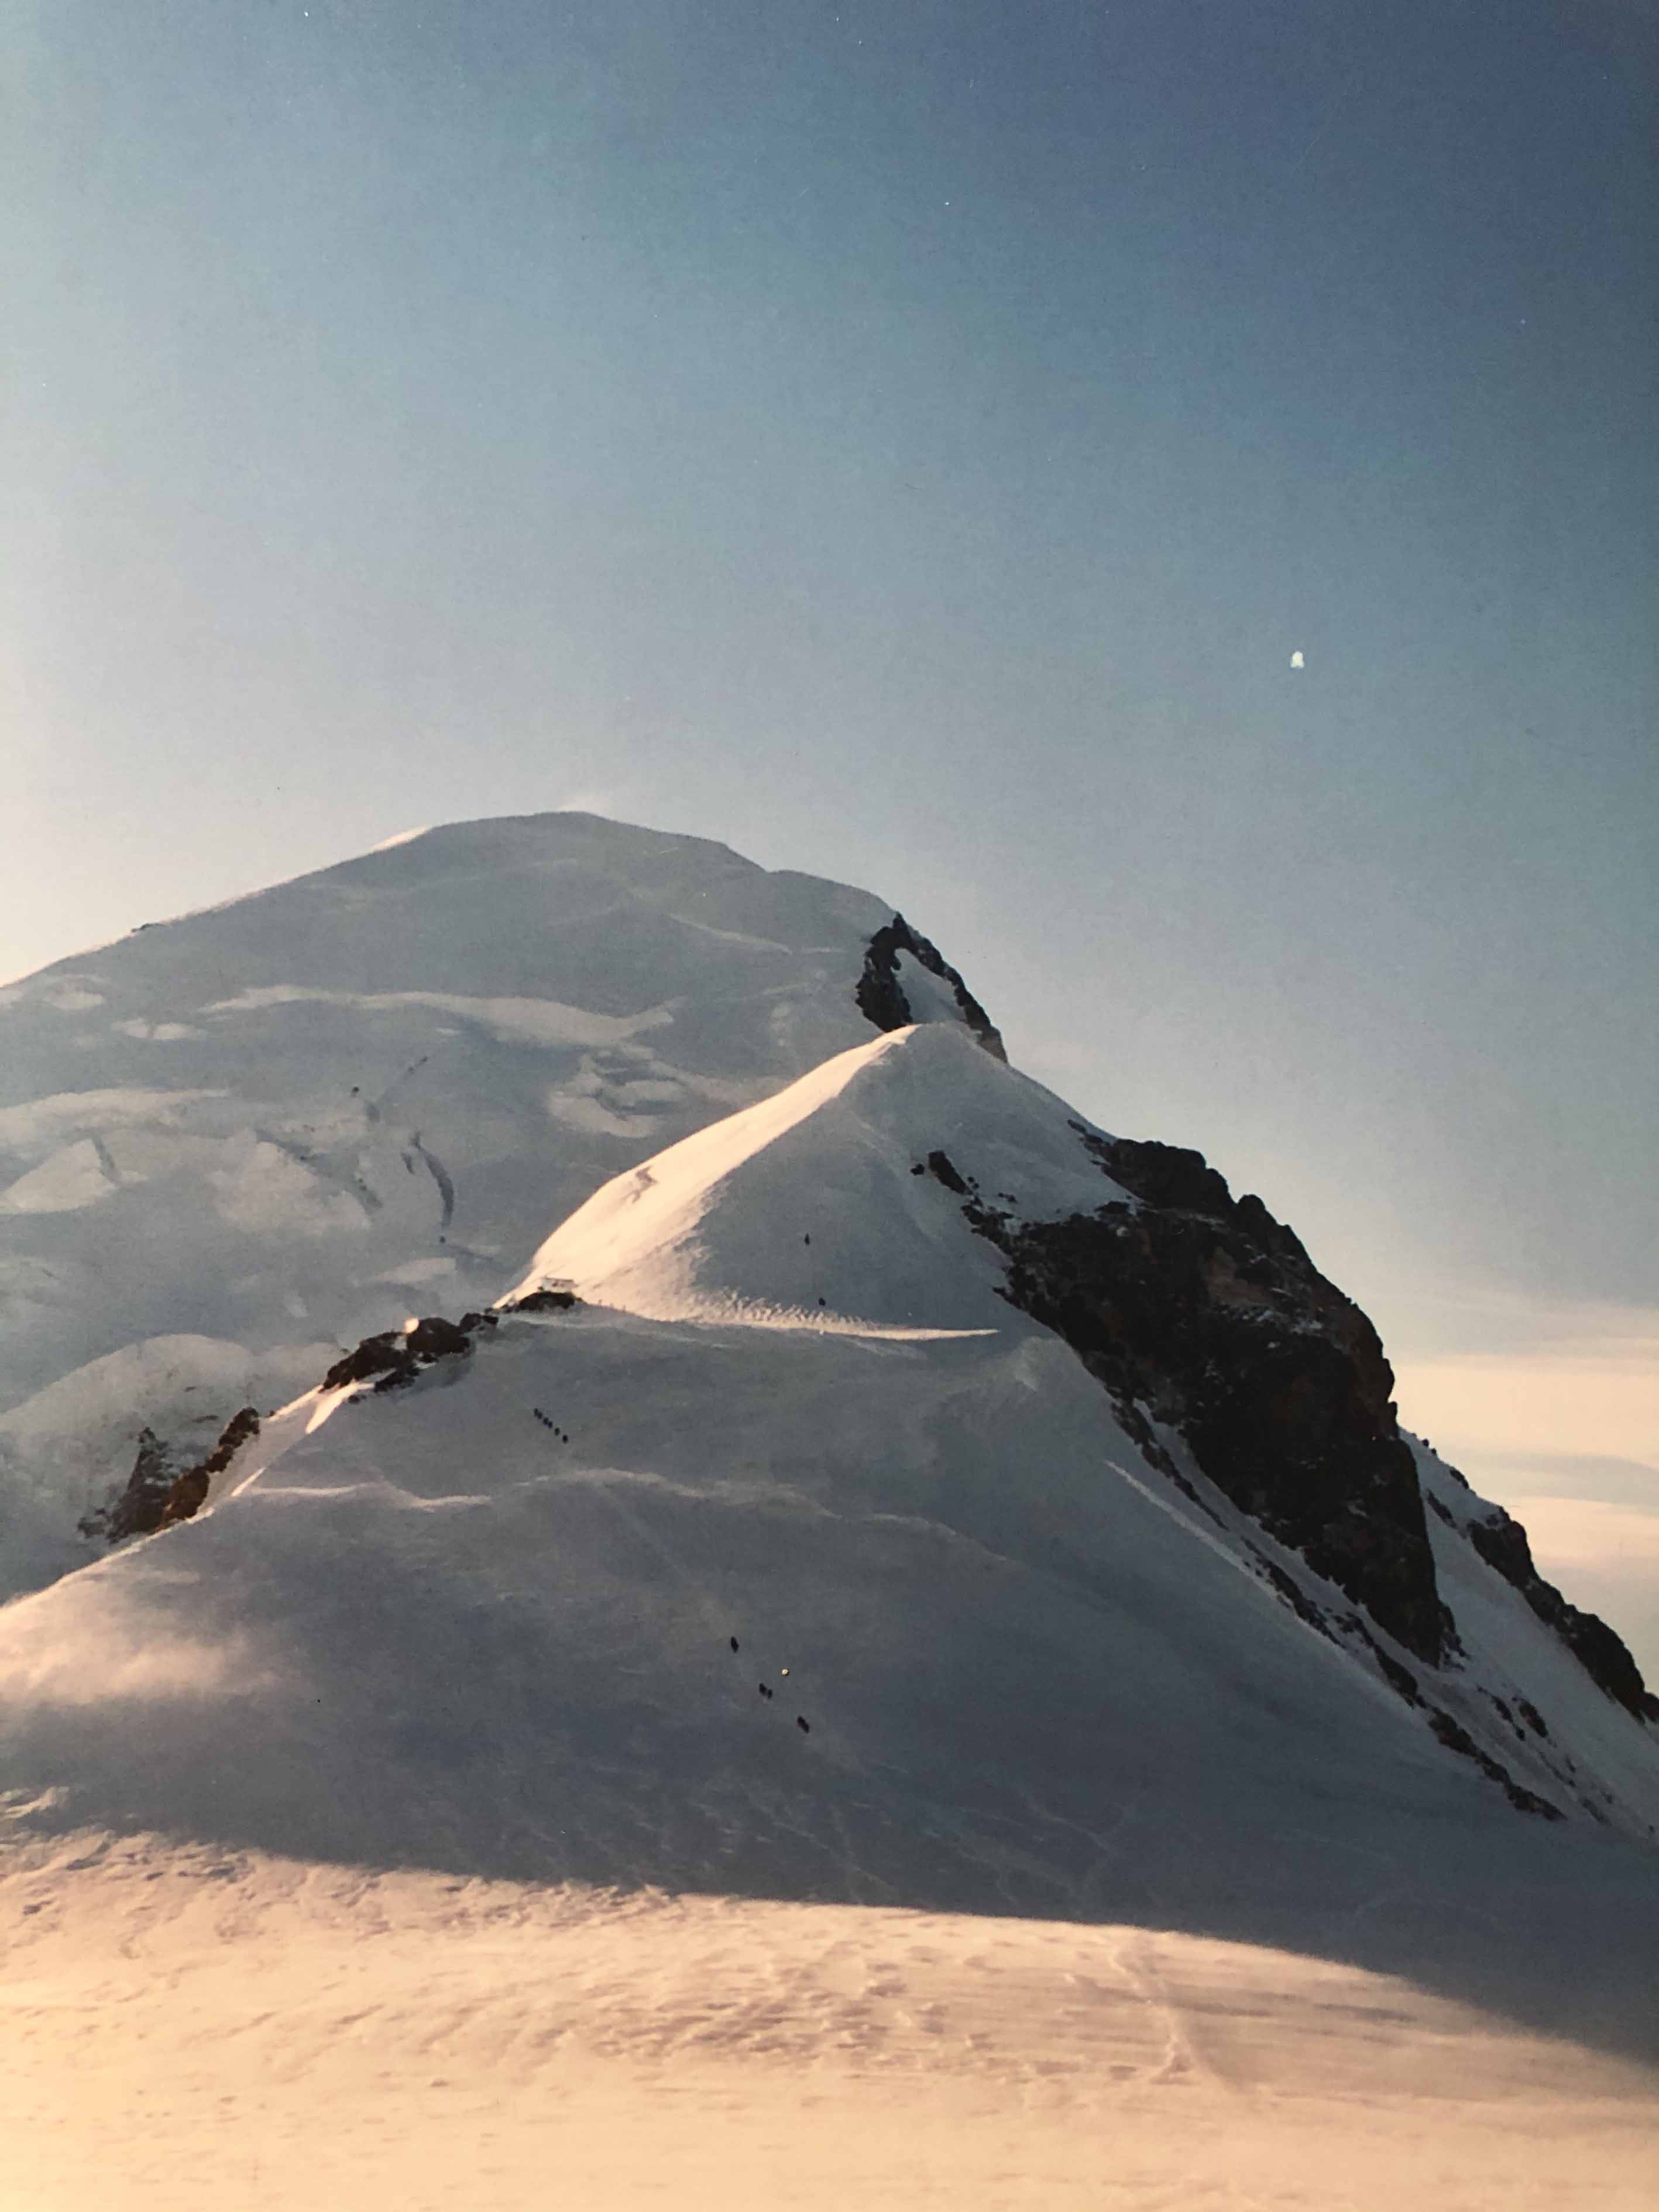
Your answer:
[0,814,997,1595]
[504,1023,1120,1332]
[1413,1440,1659,1784]
[497,1020,1659,1835]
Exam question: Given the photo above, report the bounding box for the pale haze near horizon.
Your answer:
[7,3,1657,1663]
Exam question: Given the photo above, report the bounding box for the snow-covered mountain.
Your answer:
[4,814,1657,2207]
[0,813,996,1595]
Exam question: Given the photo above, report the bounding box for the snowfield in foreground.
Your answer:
[2,818,1656,2207]
[5,1836,1656,2212]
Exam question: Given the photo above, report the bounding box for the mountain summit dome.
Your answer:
[0,813,999,1598]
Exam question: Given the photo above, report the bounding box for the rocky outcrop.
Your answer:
[1464,1500,1658,1723]
[322,1331,422,1393]
[322,1309,500,1396]
[1424,1708,1564,1819]
[856,916,1007,1061]
[961,1129,1451,1665]
[78,1428,183,1544]
[499,1289,578,1315]
[160,1407,261,1527]
[81,1406,262,1543]
[85,1304,511,1550]
[404,1315,471,1361]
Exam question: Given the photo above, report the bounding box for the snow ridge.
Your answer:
[0,813,999,1598]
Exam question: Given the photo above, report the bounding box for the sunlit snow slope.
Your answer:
[502,1022,1117,1332]
[5,1025,1655,1938]
[5,904,1659,2206]
[0,814,991,1595]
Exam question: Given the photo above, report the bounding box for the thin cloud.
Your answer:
[554,789,626,820]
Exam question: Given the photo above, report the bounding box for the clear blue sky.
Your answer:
[9,3,1657,1548]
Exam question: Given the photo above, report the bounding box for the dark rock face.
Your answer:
[1426,1709,1564,1819]
[964,1131,1450,1665]
[501,1288,579,1314]
[79,1428,181,1544]
[1465,1501,1658,1723]
[83,1302,507,1551]
[81,1406,262,1544]
[322,1332,418,1392]
[1371,1646,1424,1706]
[1090,1137,1235,1220]
[322,1309,500,1398]
[160,1407,261,1528]
[404,1315,471,1361]
[856,915,1007,1062]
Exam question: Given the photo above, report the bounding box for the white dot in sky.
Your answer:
[1290,650,1305,669]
